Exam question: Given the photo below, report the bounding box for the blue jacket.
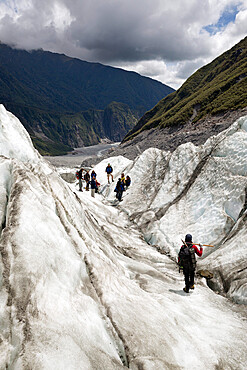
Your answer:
[90,179,97,189]
[106,165,113,174]
[115,180,124,192]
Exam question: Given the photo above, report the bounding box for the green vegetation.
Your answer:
[32,137,73,156]
[124,36,247,142]
[5,103,104,154]
[103,101,138,141]
[0,44,174,154]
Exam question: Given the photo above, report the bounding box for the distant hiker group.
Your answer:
[114,173,131,201]
[105,164,131,201]
[75,163,131,200]
[76,168,100,197]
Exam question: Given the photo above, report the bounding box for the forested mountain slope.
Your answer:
[120,36,247,158]
[0,43,174,154]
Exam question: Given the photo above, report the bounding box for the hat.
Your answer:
[185,234,192,242]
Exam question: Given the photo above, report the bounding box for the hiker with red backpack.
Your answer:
[178,234,203,293]
[95,179,100,193]
[76,168,85,192]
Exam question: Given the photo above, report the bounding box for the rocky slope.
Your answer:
[103,107,247,161]
[115,36,247,161]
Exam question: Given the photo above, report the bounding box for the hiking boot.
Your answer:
[183,287,189,293]
[190,284,195,289]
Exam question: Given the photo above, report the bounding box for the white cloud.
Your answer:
[44,2,74,31]
[0,0,246,88]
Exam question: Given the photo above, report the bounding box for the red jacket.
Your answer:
[191,244,203,257]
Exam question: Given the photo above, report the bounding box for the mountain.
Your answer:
[0,43,174,154]
[120,36,247,158]
[0,104,247,368]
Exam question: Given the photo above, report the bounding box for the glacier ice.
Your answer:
[98,115,247,305]
[0,104,246,369]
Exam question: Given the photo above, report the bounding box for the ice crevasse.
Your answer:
[98,114,247,304]
[0,104,247,369]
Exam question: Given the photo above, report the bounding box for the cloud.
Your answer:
[204,3,239,34]
[0,0,246,88]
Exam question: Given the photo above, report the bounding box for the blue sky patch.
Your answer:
[204,4,240,34]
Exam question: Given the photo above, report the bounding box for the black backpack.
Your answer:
[106,166,113,174]
[178,244,196,269]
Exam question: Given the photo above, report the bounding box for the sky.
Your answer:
[0,0,246,89]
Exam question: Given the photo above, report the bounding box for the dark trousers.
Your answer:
[79,178,82,190]
[116,190,123,201]
[184,267,195,290]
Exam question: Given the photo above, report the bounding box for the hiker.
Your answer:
[90,177,97,198]
[178,234,203,293]
[120,172,125,184]
[106,163,114,183]
[125,175,131,189]
[76,167,84,192]
[120,173,126,191]
[114,178,125,201]
[91,170,97,179]
[84,170,90,191]
[95,179,101,193]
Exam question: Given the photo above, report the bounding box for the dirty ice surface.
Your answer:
[0,104,246,369]
[96,115,247,306]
